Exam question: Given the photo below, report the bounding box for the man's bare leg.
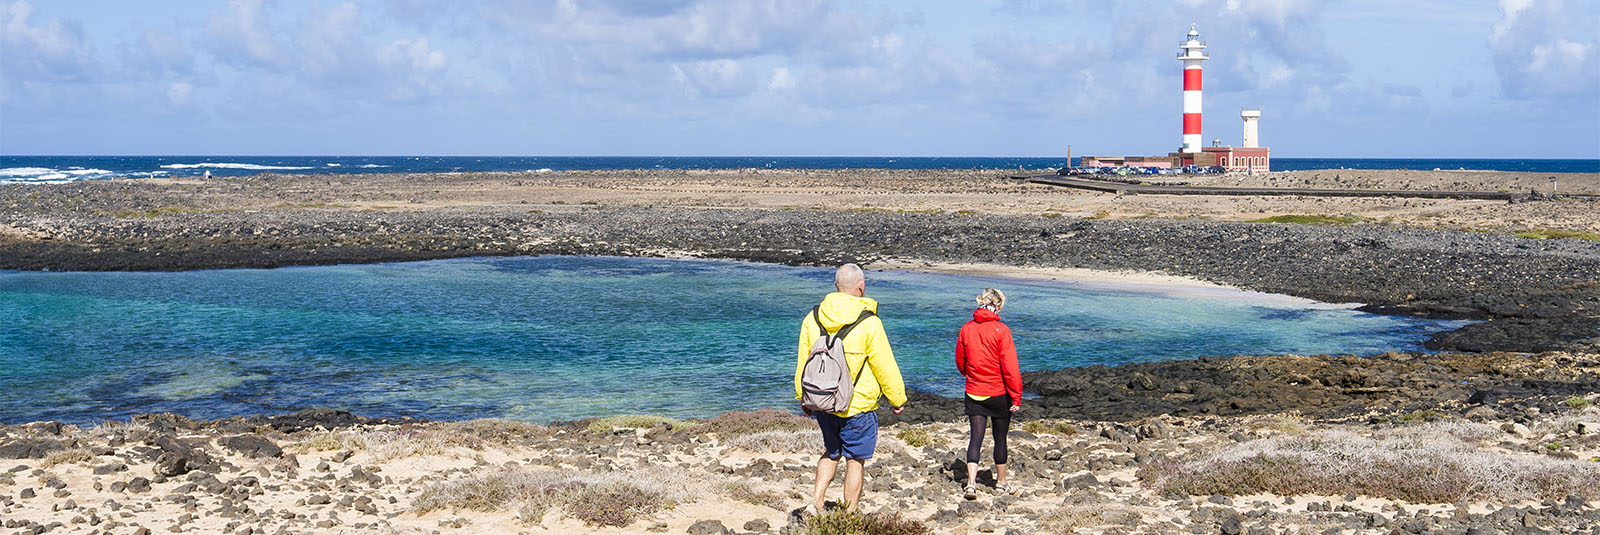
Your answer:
[813,456,838,512]
[842,459,866,513]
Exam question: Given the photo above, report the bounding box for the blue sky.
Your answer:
[1,0,1596,158]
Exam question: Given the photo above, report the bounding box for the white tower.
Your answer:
[1177,25,1208,153]
[1241,110,1260,148]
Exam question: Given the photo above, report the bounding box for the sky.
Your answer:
[1,0,1596,158]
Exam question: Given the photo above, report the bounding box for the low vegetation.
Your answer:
[803,508,929,535]
[1139,423,1600,504]
[1515,228,1600,241]
[690,409,811,438]
[1246,214,1363,225]
[292,419,548,461]
[894,427,939,448]
[40,449,96,468]
[414,466,709,527]
[1566,396,1593,409]
[585,414,692,435]
[1020,420,1079,436]
[725,430,820,453]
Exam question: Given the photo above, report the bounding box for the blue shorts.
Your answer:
[816,411,878,460]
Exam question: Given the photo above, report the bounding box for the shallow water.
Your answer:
[0,256,1467,424]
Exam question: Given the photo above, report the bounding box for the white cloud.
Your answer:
[166,82,193,106]
[1487,0,1599,99]
[206,0,287,69]
[1,0,98,81]
[768,67,796,91]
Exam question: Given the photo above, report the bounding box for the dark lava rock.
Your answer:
[126,476,152,493]
[686,519,729,535]
[0,439,65,459]
[220,435,282,458]
[223,408,418,433]
[153,452,189,477]
[1220,515,1243,535]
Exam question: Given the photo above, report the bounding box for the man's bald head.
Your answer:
[835,263,865,296]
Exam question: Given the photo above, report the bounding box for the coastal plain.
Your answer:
[2,168,1599,534]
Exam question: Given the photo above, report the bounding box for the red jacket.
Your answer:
[955,308,1022,405]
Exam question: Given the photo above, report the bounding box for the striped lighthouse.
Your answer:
[1178,25,1208,153]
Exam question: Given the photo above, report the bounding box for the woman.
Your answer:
[954,288,1021,500]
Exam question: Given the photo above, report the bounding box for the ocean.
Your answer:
[1,155,1596,183]
[0,256,1467,425]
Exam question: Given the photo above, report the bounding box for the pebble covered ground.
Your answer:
[2,386,1599,535]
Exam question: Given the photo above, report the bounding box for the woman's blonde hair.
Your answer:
[975,288,1006,309]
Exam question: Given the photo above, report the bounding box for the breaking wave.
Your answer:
[160,163,314,170]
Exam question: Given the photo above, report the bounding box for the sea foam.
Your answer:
[161,163,314,170]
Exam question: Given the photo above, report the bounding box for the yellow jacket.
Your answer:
[795,292,907,417]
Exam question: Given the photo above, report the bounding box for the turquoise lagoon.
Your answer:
[0,256,1466,424]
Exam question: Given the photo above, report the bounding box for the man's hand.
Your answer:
[893,405,905,416]
[1009,405,1020,413]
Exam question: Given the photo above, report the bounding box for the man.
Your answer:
[795,263,907,514]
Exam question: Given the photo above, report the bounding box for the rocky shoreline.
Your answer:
[2,386,1599,535]
[3,171,1598,354]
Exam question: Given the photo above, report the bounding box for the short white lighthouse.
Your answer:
[1177,25,1208,153]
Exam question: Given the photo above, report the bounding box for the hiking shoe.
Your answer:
[995,482,1012,494]
[963,485,977,500]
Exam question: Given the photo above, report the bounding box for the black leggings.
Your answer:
[966,414,1010,465]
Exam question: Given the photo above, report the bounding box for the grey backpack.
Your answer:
[800,307,876,413]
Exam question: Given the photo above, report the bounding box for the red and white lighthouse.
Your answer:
[1178,25,1208,153]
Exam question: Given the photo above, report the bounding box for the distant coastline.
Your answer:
[2,155,1598,183]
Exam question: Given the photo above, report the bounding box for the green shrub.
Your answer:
[1020,420,1078,436]
[1515,229,1600,241]
[1565,396,1592,410]
[805,508,928,535]
[895,427,937,448]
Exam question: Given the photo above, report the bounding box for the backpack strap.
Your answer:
[811,307,879,387]
[837,310,876,387]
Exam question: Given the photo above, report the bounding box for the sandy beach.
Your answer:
[2,168,1599,533]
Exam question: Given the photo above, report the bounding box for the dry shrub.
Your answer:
[1140,423,1600,504]
[804,508,928,535]
[586,415,692,435]
[292,431,367,453]
[81,421,152,442]
[693,409,813,438]
[40,449,95,468]
[725,430,821,453]
[1244,414,1307,435]
[566,484,670,527]
[719,481,787,510]
[415,466,710,527]
[443,419,547,446]
[363,429,447,460]
[895,427,941,448]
